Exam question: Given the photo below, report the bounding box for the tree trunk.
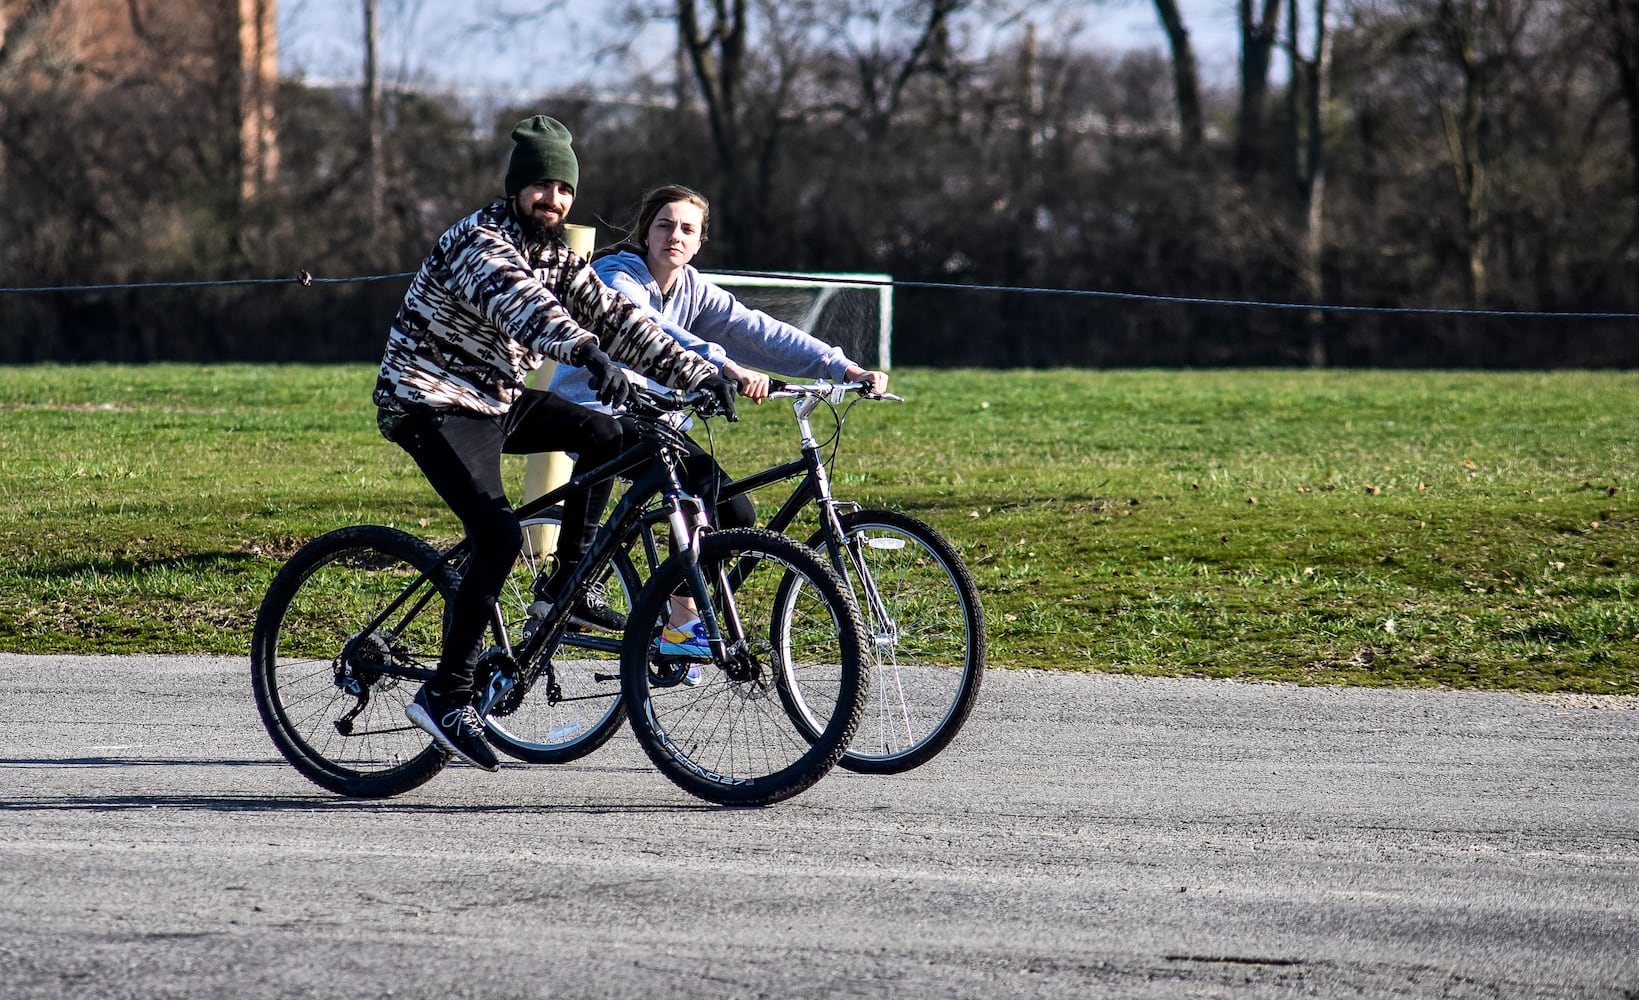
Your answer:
[1441,73,1489,307]
[1236,0,1283,172]
[677,0,748,189]
[1599,0,1639,253]
[1290,0,1333,367]
[362,0,384,232]
[676,0,751,243]
[1153,0,1205,148]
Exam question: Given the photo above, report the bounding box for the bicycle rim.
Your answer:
[805,510,985,773]
[250,525,450,797]
[482,512,640,763]
[620,528,867,806]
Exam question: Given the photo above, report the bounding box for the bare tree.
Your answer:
[0,0,64,78]
[1152,0,1205,147]
[363,0,385,229]
[664,0,982,249]
[0,0,67,191]
[1237,0,1284,170]
[1288,0,1333,364]
[830,0,966,142]
[677,0,751,189]
[1423,0,1543,307]
[1587,0,1639,252]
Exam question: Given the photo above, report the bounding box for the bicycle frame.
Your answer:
[778,390,903,626]
[699,384,899,630]
[466,381,901,721]
[619,386,862,572]
[476,397,748,714]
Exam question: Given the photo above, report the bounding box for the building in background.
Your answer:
[0,0,278,198]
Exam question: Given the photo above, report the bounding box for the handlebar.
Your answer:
[765,379,905,405]
[622,379,902,430]
[625,383,735,422]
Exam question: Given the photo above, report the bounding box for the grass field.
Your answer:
[0,364,1633,693]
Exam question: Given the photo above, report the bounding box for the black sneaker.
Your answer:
[406,687,500,772]
[567,584,627,632]
[536,565,627,633]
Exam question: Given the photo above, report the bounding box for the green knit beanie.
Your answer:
[504,115,579,196]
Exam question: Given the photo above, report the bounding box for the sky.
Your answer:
[275,0,1249,97]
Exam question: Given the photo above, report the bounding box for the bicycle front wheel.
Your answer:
[802,509,985,773]
[620,527,868,806]
[250,525,452,797]
[482,510,643,763]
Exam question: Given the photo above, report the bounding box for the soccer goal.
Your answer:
[701,271,894,370]
[526,257,892,557]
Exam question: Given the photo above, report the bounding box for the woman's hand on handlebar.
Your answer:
[843,366,889,396]
[723,361,770,402]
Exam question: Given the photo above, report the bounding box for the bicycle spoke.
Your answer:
[622,528,867,806]
[251,526,452,797]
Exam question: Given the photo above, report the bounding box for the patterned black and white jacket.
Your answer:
[374,199,716,417]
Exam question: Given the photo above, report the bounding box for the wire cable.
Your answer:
[1,268,1635,321]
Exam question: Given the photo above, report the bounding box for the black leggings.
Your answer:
[381,389,623,700]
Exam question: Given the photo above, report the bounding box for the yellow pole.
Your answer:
[523,223,597,558]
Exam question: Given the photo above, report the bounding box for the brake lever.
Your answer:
[849,384,904,404]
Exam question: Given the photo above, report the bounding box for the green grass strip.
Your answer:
[0,364,1633,693]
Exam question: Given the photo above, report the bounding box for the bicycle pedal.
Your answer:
[646,661,697,687]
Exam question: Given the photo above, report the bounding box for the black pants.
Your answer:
[587,413,757,539]
[381,389,623,701]
[557,415,757,607]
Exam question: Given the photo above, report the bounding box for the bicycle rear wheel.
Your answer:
[482,510,643,763]
[250,525,452,797]
[620,527,868,806]
[801,509,985,773]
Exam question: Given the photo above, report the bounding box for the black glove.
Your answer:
[579,347,635,410]
[699,372,740,422]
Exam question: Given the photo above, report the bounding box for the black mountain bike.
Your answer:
[251,385,869,806]
[497,381,984,774]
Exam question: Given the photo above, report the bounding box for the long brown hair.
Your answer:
[591,184,710,262]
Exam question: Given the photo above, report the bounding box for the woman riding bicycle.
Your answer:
[547,184,888,658]
[375,122,736,771]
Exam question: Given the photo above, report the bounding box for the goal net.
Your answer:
[701,271,893,370]
[526,262,890,554]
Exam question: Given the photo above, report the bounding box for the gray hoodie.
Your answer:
[547,250,855,411]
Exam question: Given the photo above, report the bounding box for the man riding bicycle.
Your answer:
[374,117,737,771]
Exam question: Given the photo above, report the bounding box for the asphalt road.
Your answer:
[1,653,1635,999]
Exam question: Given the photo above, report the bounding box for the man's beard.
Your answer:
[511,200,564,248]
[519,214,564,248]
